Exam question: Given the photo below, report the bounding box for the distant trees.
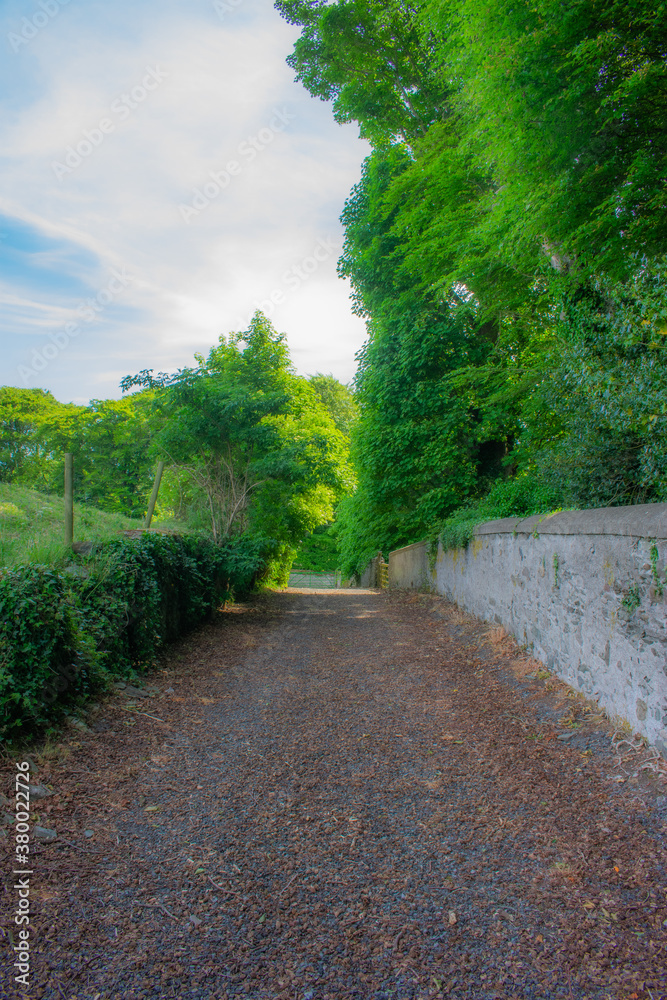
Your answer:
[308,373,358,438]
[0,387,61,484]
[0,386,154,517]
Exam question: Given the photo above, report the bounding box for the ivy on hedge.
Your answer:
[0,532,270,738]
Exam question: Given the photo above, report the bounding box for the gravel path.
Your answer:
[2,588,666,1000]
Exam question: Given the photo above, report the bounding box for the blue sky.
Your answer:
[0,0,370,403]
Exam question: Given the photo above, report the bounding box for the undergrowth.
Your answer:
[438,475,564,553]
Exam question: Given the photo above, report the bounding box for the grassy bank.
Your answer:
[0,482,186,568]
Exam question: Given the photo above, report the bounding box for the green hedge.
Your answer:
[0,532,271,739]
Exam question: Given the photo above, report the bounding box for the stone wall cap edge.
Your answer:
[472,503,667,538]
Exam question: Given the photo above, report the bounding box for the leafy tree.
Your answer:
[75,395,156,517]
[276,0,444,146]
[279,0,667,558]
[0,387,64,484]
[123,313,353,566]
[308,374,358,437]
[0,386,155,518]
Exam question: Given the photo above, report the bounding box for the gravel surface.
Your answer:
[2,588,666,1000]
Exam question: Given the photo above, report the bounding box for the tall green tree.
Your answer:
[123,313,353,558]
[279,0,667,561]
[276,0,445,146]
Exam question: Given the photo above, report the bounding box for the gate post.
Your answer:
[144,460,165,529]
[64,453,74,548]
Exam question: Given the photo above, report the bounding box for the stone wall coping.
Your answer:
[473,503,667,539]
[390,540,428,556]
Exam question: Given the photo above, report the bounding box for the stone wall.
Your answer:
[388,504,667,755]
[358,553,382,589]
[388,540,429,590]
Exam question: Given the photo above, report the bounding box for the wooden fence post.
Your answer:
[64,453,74,548]
[144,460,165,529]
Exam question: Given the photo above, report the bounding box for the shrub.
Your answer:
[0,532,271,739]
[0,566,86,736]
[438,475,564,553]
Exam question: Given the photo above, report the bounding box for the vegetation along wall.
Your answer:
[388,504,667,756]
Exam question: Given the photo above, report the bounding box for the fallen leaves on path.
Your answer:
[1,589,666,1000]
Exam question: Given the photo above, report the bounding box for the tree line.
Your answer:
[277,0,667,575]
[1,313,356,583]
[1,314,360,735]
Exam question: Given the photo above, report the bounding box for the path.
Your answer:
[2,589,666,1000]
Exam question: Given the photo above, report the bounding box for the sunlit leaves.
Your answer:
[278,0,667,560]
[138,311,353,548]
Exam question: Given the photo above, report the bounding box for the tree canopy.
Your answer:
[279,0,667,574]
[122,312,353,577]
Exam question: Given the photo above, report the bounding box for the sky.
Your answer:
[0,0,371,404]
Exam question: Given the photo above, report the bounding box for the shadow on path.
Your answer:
[3,589,666,1000]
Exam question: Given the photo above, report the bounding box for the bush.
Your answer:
[0,566,85,736]
[438,475,564,553]
[0,532,271,739]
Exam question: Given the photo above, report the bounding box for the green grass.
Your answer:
[0,483,186,569]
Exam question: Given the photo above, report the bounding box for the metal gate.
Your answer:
[287,570,341,589]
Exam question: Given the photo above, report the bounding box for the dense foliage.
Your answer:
[0,386,155,517]
[0,532,270,738]
[121,313,353,582]
[278,0,667,574]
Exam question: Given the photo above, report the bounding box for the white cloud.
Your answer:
[0,0,370,400]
